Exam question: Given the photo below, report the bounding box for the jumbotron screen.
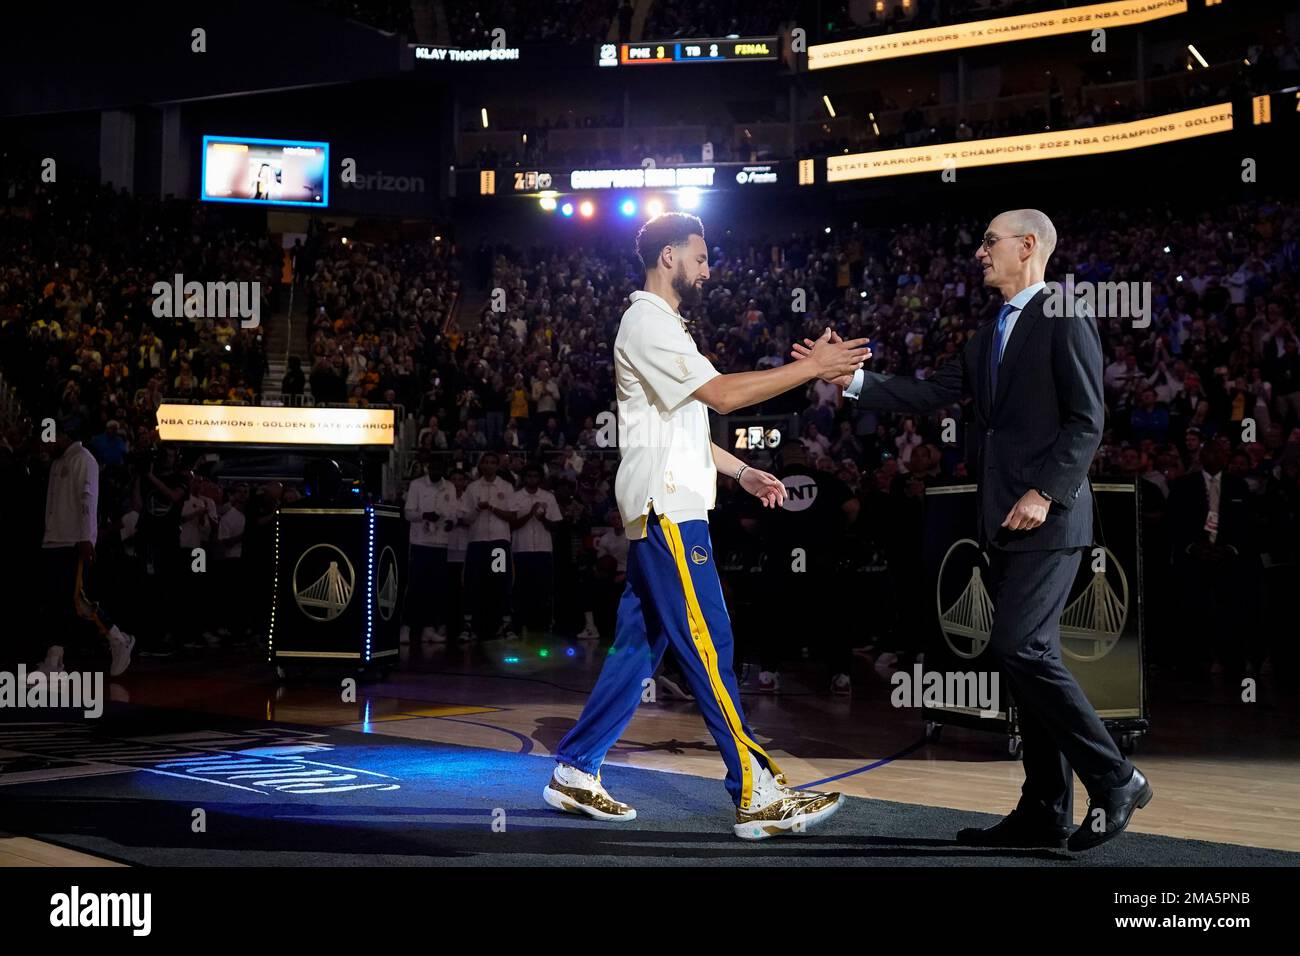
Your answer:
[200,135,329,207]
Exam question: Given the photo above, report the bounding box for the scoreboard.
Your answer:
[597,38,777,67]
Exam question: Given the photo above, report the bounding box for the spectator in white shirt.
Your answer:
[178,475,217,649]
[801,422,831,458]
[417,414,449,450]
[895,417,922,472]
[508,463,562,635]
[461,452,518,640]
[594,511,629,574]
[215,482,250,645]
[532,366,561,416]
[36,422,132,676]
[444,469,473,640]
[403,460,462,643]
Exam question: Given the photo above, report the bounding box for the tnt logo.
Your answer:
[781,474,818,513]
[690,546,709,565]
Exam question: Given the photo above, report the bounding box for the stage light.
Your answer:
[620,198,637,217]
[539,649,550,658]
[579,200,595,218]
[481,108,489,128]
[269,514,280,663]
[504,656,520,664]
[434,235,442,241]
[341,237,349,245]
[560,201,575,217]
[677,187,701,210]
[1187,44,1208,69]
[1163,245,1171,253]
[646,198,664,218]
[540,196,557,211]
[825,226,832,234]
[365,508,375,662]
[823,94,837,118]
[566,647,576,657]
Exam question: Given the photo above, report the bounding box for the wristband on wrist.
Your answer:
[735,464,748,483]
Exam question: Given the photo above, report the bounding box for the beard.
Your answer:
[672,264,703,309]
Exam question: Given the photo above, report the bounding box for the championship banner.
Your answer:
[808,0,1188,70]
[827,103,1232,182]
[920,483,1145,742]
[156,404,395,446]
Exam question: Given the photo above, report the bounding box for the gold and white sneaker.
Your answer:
[543,764,637,822]
[734,756,843,840]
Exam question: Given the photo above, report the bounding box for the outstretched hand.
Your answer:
[791,329,861,388]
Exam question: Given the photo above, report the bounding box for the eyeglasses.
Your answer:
[980,233,1025,250]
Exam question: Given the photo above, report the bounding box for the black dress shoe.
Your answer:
[957,809,1072,848]
[1068,767,1153,852]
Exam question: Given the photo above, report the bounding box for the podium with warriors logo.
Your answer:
[920,482,1148,757]
[269,504,407,672]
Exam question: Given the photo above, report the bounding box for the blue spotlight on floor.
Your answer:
[560,201,575,217]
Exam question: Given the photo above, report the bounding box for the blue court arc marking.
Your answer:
[795,737,929,790]
[434,716,535,755]
[423,716,928,785]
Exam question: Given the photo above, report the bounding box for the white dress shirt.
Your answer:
[613,289,721,536]
[510,487,561,554]
[43,441,98,547]
[217,506,246,558]
[404,475,462,548]
[446,490,470,562]
[179,495,217,550]
[993,280,1047,363]
[464,476,515,543]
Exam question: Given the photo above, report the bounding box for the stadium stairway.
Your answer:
[259,304,308,405]
[453,287,488,335]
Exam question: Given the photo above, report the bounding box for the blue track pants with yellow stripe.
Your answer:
[555,513,782,810]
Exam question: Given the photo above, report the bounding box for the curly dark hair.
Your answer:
[634,212,704,270]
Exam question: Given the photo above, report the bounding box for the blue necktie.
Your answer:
[989,303,1014,397]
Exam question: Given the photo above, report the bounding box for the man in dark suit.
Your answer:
[1166,440,1256,676]
[793,209,1151,852]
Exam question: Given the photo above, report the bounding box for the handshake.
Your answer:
[790,328,869,389]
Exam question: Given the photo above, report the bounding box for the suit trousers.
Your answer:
[985,545,1132,824]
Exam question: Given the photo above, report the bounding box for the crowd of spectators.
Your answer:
[299,234,461,411]
[422,197,1300,687]
[0,174,284,662]
[3,165,1298,690]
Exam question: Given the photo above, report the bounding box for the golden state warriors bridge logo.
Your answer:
[935,540,1127,661]
[293,544,356,622]
[690,546,709,565]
